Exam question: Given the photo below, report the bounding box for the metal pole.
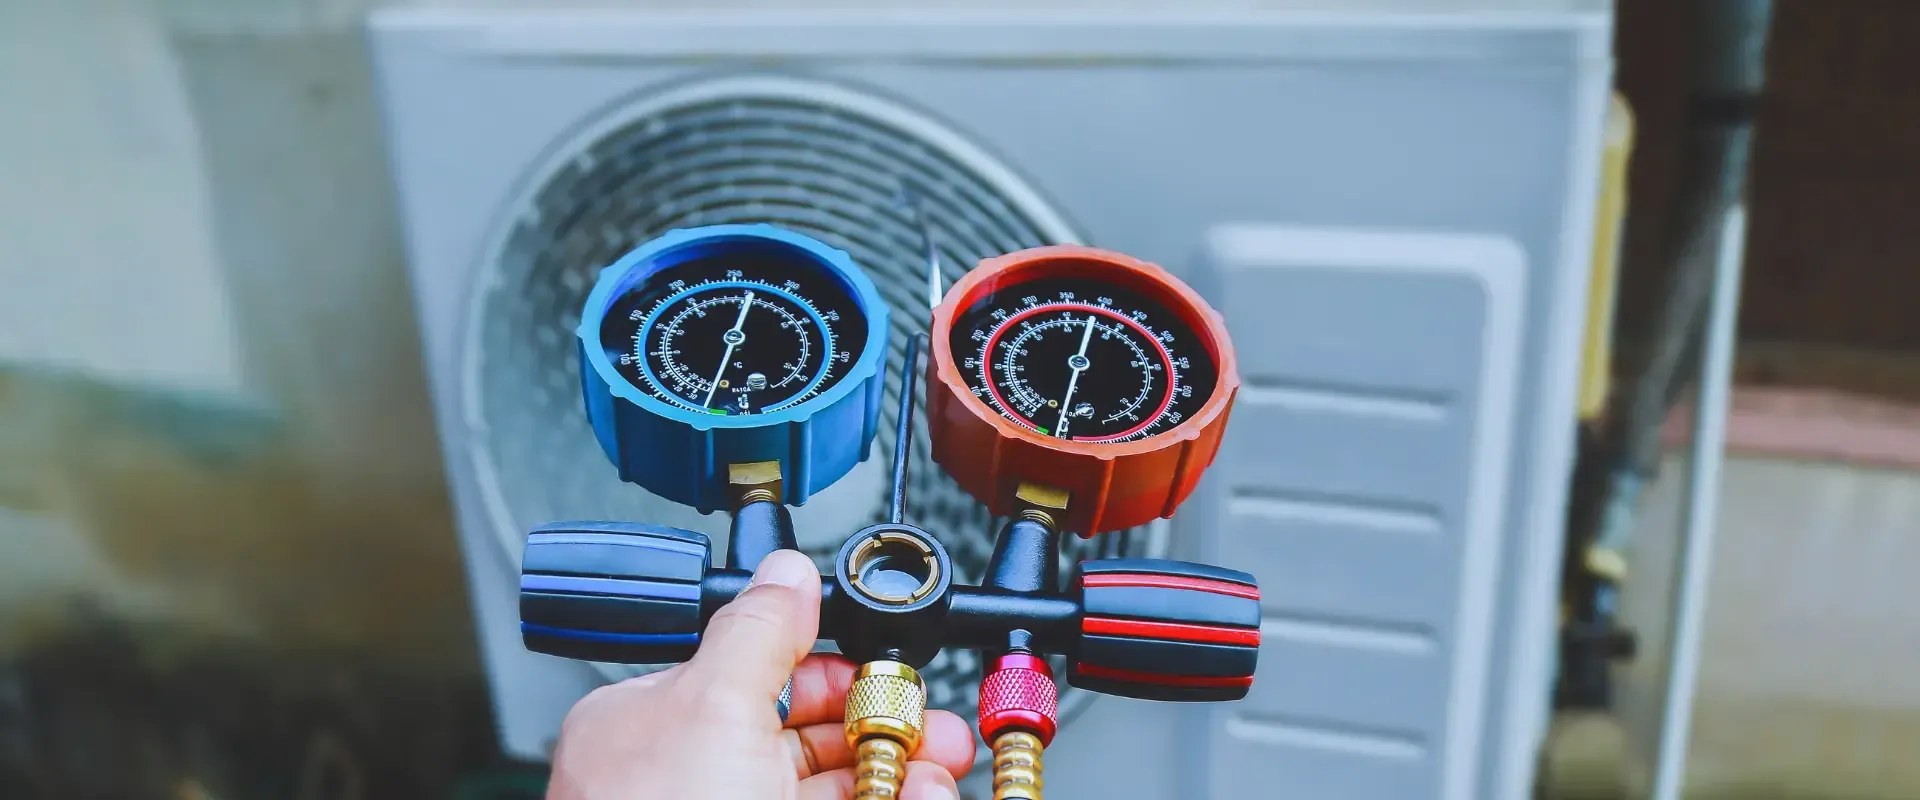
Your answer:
[1649,205,1747,800]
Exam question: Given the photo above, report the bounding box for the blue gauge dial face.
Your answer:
[599,253,868,416]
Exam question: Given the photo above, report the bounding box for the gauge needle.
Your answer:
[703,291,755,408]
[1056,314,1097,437]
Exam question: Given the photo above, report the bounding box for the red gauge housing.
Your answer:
[928,245,1239,537]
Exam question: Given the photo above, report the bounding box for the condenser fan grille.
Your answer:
[463,75,1166,727]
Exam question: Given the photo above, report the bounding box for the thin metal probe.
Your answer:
[889,333,927,525]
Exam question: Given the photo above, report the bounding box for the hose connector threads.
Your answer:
[845,660,926,799]
[991,731,1045,800]
[855,738,908,799]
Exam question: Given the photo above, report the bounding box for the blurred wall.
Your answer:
[0,2,490,793]
[0,0,469,670]
[1740,1,1920,354]
[0,1,242,392]
[1612,0,1920,392]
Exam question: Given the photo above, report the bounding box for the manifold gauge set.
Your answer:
[519,223,1256,799]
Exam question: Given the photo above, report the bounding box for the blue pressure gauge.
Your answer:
[576,224,891,512]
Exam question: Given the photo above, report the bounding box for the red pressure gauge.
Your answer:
[927,245,1240,536]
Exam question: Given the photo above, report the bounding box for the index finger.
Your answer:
[782,653,858,726]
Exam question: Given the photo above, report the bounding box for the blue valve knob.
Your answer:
[520,521,713,664]
[575,224,892,513]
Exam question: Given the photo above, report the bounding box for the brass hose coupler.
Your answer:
[844,660,927,799]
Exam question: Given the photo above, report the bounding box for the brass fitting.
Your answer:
[991,731,1045,800]
[727,460,783,508]
[1584,545,1628,583]
[844,661,926,799]
[845,529,943,606]
[1012,481,1070,530]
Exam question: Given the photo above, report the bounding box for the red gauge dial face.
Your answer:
[948,277,1220,443]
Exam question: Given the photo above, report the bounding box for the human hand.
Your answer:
[546,549,976,799]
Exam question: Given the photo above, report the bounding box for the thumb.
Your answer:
[686,549,821,703]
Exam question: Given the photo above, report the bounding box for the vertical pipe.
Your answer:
[1649,206,1746,800]
[1560,0,1774,718]
[1615,0,1772,473]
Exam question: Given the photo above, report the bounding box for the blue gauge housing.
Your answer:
[576,224,891,513]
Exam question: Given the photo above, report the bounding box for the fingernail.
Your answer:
[921,782,957,800]
[748,550,814,589]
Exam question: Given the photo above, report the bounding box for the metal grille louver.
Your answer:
[459,74,1168,728]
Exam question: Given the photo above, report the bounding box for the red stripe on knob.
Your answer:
[1081,572,1259,600]
[1075,663,1254,689]
[1083,616,1260,647]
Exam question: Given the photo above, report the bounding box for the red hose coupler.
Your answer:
[977,653,1059,746]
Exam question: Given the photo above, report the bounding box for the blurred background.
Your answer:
[1,0,1914,798]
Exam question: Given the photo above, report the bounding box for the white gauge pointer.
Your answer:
[1055,314,1097,437]
[703,290,755,408]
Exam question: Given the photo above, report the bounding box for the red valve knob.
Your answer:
[1069,559,1262,702]
[978,653,1059,746]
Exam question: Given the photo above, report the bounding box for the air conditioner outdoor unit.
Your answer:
[370,6,1611,798]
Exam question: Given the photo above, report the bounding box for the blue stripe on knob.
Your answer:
[519,574,702,601]
[521,623,700,647]
[526,531,709,558]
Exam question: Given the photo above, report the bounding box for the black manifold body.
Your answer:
[519,511,1261,703]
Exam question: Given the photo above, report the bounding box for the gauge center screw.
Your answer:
[723,329,746,346]
[1067,354,1089,371]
